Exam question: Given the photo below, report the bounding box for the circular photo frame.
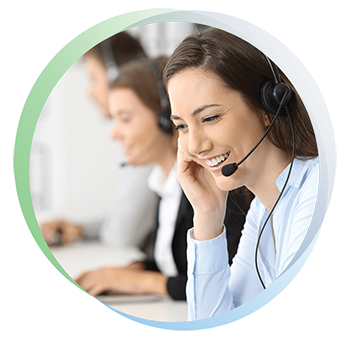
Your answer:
[14,9,335,330]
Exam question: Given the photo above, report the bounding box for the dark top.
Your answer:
[142,190,254,300]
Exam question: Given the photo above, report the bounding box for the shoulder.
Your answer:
[296,157,319,203]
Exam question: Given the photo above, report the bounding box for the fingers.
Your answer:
[40,219,82,246]
[177,140,201,178]
[75,271,107,296]
[61,225,83,245]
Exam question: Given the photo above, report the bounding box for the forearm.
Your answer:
[193,207,225,241]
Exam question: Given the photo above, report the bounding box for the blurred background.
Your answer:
[30,22,196,224]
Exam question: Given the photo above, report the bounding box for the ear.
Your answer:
[263,112,272,127]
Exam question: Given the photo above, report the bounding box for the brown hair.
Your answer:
[85,31,147,68]
[110,56,168,117]
[164,27,318,158]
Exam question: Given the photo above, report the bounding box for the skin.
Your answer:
[167,69,290,241]
[40,219,83,246]
[74,87,177,297]
[84,54,111,118]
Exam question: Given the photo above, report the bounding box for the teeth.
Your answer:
[206,152,229,167]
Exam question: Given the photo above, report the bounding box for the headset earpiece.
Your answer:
[147,59,173,135]
[157,114,173,134]
[101,40,119,82]
[260,71,293,115]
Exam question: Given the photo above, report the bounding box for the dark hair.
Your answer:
[164,27,318,158]
[110,56,168,117]
[85,31,147,67]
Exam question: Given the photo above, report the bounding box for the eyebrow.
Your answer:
[171,104,221,120]
[110,109,132,118]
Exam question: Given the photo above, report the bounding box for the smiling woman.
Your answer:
[164,26,319,320]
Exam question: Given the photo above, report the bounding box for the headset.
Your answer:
[101,39,119,82]
[147,59,173,135]
[221,55,296,289]
[119,58,173,167]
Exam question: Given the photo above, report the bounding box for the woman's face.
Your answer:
[108,88,162,166]
[84,54,110,118]
[168,69,270,192]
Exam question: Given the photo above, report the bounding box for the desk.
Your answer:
[51,241,188,322]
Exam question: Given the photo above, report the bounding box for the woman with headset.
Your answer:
[40,32,159,250]
[164,27,319,319]
[75,56,253,300]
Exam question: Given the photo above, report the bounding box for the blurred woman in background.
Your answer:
[40,32,159,251]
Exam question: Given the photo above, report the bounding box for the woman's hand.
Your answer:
[177,143,228,240]
[40,219,83,246]
[74,267,168,297]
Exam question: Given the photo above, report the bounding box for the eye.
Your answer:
[118,115,132,124]
[121,117,131,124]
[174,124,187,132]
[202,115,220,123]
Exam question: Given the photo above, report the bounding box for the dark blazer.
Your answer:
[143,190,253,300]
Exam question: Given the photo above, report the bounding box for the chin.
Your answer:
[214,175,241,192]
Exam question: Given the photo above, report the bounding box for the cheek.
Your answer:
[131,121,157,147]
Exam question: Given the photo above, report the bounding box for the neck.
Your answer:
[246,146,291,212]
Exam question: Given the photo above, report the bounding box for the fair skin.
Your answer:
[167,69,290,241]
[84,54,111,118]
[75,87,177,297]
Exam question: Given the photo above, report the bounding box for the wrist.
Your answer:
[193,210,225,241]
[142,272,169,296]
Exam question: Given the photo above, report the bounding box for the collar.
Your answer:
[147,163,178,198]
[276,157,319,192]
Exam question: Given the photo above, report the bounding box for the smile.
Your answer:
[206,152,230,167]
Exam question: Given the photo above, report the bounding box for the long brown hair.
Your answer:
[85,31,147,68]
[164,27,318,158]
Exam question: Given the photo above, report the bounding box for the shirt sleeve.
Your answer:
[186,198,264,320]
[98,165,159,247]
[79,216,105,240]
[227,198,265,307]
[186,227,233,320]
[277,162,319,274]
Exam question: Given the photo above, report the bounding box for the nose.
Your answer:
[110,120,123,141]
[188,127,211,156]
